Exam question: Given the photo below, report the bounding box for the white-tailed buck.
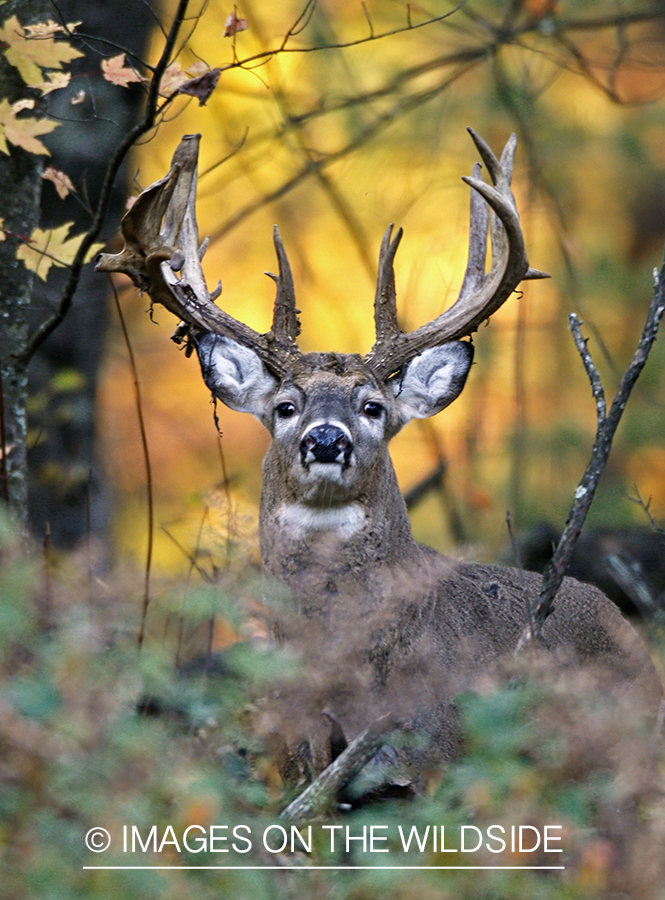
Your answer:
[98,131,662,792]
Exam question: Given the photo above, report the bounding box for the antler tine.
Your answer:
[266,225,302,349]
[373,224,403,344]
[365,130,548,380]
[458,162,489,302]
[96,135,298,378]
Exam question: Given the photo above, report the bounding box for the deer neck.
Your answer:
[259,443,421,618]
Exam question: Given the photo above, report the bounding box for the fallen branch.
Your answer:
[279,714,396,823]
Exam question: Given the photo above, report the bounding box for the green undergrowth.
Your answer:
[1,518,664,900]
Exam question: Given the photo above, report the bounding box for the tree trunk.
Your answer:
[0,0,47,536]
[25,0,152,548]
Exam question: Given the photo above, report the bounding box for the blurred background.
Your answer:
[6,7,665,896]
[28,0,665,575]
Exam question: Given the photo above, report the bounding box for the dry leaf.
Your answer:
[0,97,59,155]
[0,218,5,242]
[177,69,221,106]
[224,11,248,37]
[23,20,81,38]
[17,222,103,281]
[158,61,190,98]
[42,166,76,199]
[101,53,144,88]
[31,71,71,95]
[0,15,83,85]
[187,61,211,77]
[11,98,35,114]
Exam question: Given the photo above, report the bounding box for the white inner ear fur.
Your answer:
[195,333,277,421]
[392,342,473,422]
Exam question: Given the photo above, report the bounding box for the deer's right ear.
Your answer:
[194,332,278,423]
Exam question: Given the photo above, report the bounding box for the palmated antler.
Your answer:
[96,134,301,377]
[364,128,548,380]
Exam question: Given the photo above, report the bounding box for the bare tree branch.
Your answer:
[518,260,665,648]
[279,713,397,823]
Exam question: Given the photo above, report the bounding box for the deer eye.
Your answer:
[362,401,384,419]
[275,401,297,418]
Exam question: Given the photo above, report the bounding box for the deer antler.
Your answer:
[97,130,543,382]
[96,134,301,378]
[364,128,548,380]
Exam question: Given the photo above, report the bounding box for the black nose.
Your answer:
[300,424,352,466]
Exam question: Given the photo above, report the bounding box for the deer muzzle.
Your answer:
[300,424,353,468]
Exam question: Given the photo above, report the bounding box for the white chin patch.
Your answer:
[306,462,346,483]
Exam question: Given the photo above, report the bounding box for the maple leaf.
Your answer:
[16,222,103,281]
[10,98,35,114]
[158,60,190,98]
[30,71,71,95]
[0,97,59,155]
[0,218,5,242]
[23,20,81,38]
[42,166,76,199]
[0,15,83,85]
[101,53,144,88]
[224,11,248,36]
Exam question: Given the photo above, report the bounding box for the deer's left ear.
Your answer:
[391,342,473,423]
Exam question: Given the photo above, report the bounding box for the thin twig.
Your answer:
[109,277,154,650]
[161,525,213,584]
[627,483,664,534]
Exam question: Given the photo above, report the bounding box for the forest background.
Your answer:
[7,0,665,570]
[3,1,665,898]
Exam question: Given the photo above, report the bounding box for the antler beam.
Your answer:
[97,130,544,383]
[96,134,301,378]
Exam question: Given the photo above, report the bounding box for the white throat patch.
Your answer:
[276,502,365,537]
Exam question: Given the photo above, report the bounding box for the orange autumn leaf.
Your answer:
[0,15,83,85]
[17,222,103,281]
[101,53,144,88]
[42,166,76,199]
[224,11,248,36]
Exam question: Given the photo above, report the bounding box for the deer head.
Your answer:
[97,130,544,542]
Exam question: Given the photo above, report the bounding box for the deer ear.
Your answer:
[194,332,278,422]
[391,342,473,423]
